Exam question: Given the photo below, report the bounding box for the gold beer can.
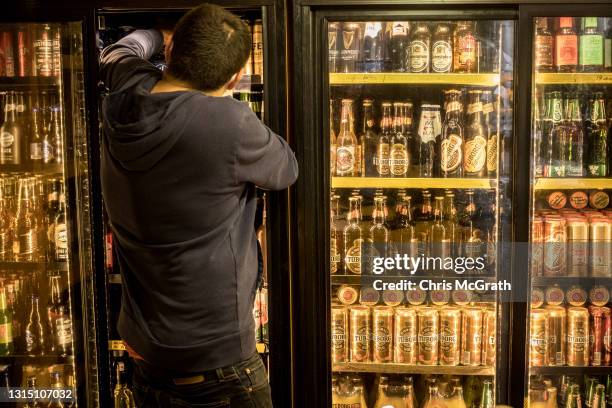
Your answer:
[589,220,612,277]
[545,305,566,366]
[439,308,461,366]
[372,306,394,363]
[529,308,549,367]
[481,308,496,367]
[394,307,417,364]
[567,307,589,366]
[331,305,348,364]
[566,218,589,276]
[461,307,484,366]
[417,307,439,365]
[531,217,544,276]
[349,305,371,362]
[543,218,567,276]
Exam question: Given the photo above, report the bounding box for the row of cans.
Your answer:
[531,284,610,309]
[336,285,488,307]
[0,25,61,77]
[531,209,612,277]
[529,305,612,367]
[331,304,496,366]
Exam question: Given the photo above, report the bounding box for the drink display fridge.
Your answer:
[522,7,612,408]
[0,20,100,407]
[92,2,291,407]
[293,5,517,408]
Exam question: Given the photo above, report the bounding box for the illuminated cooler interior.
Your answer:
[526,15,612,408]
[327,18,514,407]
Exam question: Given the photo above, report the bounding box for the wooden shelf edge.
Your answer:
[329,73,500,86]
[533,178,612,190]
[535,72,612,85]
[333,362,494,375]
[332,177,496,189]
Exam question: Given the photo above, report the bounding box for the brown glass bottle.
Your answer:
[535,17,554,72]
[409,23,430,73]
[430,196,450,275]
[390,102,409,177]
[482,90,498,178]
[0,91,23,165]
[431,23,453,73]
[343,196,362,275]
[360,99,378,177]
[330,195,342,275]
[440,90,464,177]
[555,17,578,72]
[460,190,484,265]
[453,21,477,73]
[463,90,488,178]
[336,99,357,176]
[377,103,392,177]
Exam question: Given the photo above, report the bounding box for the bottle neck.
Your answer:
[348,201,360,225]
[393,105,404,134]
[362,105,374,134]
[373,201,385,225]
[381,107,392,134]
[433,198,444,222]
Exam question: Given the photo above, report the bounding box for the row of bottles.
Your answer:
[0,24,62,78]
[529,374,612,407]
[0,364,76,407]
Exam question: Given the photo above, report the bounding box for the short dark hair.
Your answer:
[168,4,252,91]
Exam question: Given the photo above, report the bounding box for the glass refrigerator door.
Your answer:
[327,18,514,407]
[526,15,612,407]
[0,22,98,406]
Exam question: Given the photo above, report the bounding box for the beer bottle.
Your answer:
[410,23,430,73]
[440,90,464,177]
[390,102,410,177]
[566,92,584,177]
[0,286,13,355]
[29,93,44,169]
[330,195,342,275]
[363,22,385,72]
[431,23,453,73]
[555,18,578,73]
[25,375,42,408]
[25,293,45,355]
[549,91,567,177]
[0,182,13,261]
[535,17,554,72]
[479,379,494,408]
[54,193,67,261]
[370,196,389,263]
[586,93,608,177]
[46,275,61,352]
[55,303,72,357]
[605,19,612,72]
[443,190,461,258]
[453,21,477,73]
[49,93,63,165]
[460,190,484,264]
[579,17,604,72]
[449,385,468,408]
[114,362,136,408]
[48,372,65,408]
[0,91,23,165]
[564,384,582,408]
[534,92,545,177]
[417,104,441,177]
[592,384,607,408]
[403,101,415,175]
[336,99,357,176]
[482,90,498,178]
[463,90,488,178]
[587,379,600,408]
[14,178,39,261]
[390,22,410,72]
[546,387,559,408]
[361,99,378,177]
[377,103,392,176]
[541,92,554,177]
[328,22,340,73]
[396,195,418,263]
[415,190,433,258]
[330,100,337,176]
[340,23,361,73]
[343,196,362,274]
[430,196,450,275]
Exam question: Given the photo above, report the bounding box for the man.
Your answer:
[100,4,298,407]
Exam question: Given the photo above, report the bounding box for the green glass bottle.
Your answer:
[579,17,604,72]
[0,286,13,355]
[586,93,608,177]
[592,384,607,408]
[565,384,583,408]
[549,91,567,177]
[587,379,600,408]
[479,379,494,408]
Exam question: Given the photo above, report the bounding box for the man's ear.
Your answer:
[225,68,244,91]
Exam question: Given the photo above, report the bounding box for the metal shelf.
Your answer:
[0,261,67,272]
[0,354,73,365]
[530,366,612,376]
[0,163,63,175]
[533,178,612,190]
[333,362,494,376]
[331,177,496,189]
[535,72,612,85]
[329,73,500,86]
[0,76,59,88]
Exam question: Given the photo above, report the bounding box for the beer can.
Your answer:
[566,218,588,276]
[417,307,439,365]
[359,286,380,306]
[17,26,32,77]
[406,288,427,306]
[589,306,604,366]
[337,285,358,306]
[529,308,549,367]
[252,19,263,77]
[589,191,610,209]
[372,306,394,363]
[569,191,588,210]
[547,191,567,210]
[531,217,544,277]
[439,308,461,366]
[382,290,403,307]
[34,24,53,77]
[430,290,451,306]
[531,287,545,309]
[589,219,611,277]
[481,308,496,366]
[567,307,589,366]
[545,286,565,306]
[394,307,417,364]
[589,285,610,307]
[545,305,566,366]
[461,307,484,366]
[452,290,472,306]
[543,218,566,276]
[566,285,588,307]
[349,305,371,362]
[331,306,348,364]
[0,31,15,77]
[602,307,611,366]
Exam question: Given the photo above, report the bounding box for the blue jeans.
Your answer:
[132,352,273,407]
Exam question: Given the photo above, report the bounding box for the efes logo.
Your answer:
[0,131,14,148]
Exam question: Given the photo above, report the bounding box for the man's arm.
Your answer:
[100,29,164,92]
[235,109,298,191]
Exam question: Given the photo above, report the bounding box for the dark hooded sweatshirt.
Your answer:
[100,29,298,372]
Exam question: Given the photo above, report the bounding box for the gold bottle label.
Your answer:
[440,134,463,172]
[464,135,487,173]
[389,143,409,175]
[486,133,498,173]
[376,143,390,175]
[344,241,362,274]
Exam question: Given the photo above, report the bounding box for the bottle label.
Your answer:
[376,142,390,176]
[389,144,409,176]
[486,133,498,173]
[431,40,452,72]
[30,142,43,160]
[440,134,463,173]
[410,40,429,72]
[42,140,54,161]
[364,22,381,38]
[330,144,336,175]
[579,34,603,66]
[335,146,355,176]
[418,111,440,144]
[454,33,476,70]
[341,30,358,62]
[330,237,340,274]
[0,131,15,149]
[0,232,11,260]
[464,135,487,173]
[555,34,577,66]
[0,322,12,344]
[55,223,68,260]
[17,230,36,259]
[344,241,361,274]
[55,316,72,346]
[535,35,554,67]
[605,38,612,68]
[328,29,337,53]
[392,22,409,37]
